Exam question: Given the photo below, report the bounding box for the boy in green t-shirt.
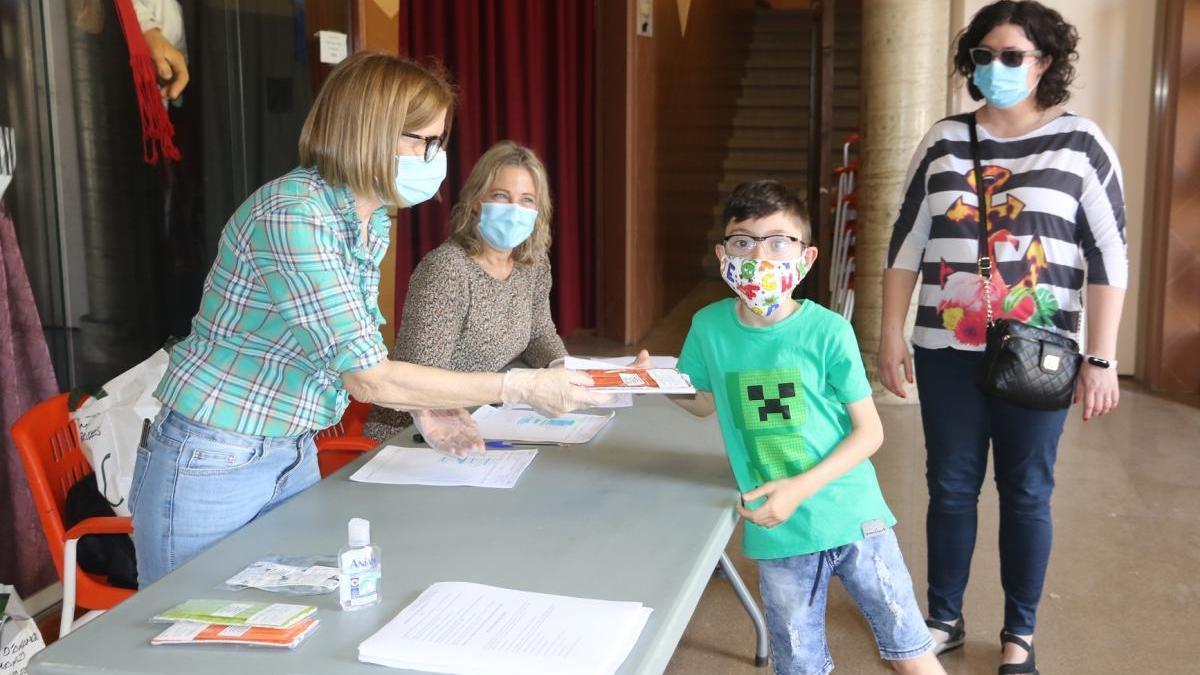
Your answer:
[660,181,943,675]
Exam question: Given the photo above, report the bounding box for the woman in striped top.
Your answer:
[878,2,1127,673]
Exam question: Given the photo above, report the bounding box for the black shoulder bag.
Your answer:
[968,114,1081,410]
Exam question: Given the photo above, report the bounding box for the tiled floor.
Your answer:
[567,283,1200,675]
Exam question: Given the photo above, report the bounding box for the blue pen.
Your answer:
[485,441,515,449]
[415,434,514,450]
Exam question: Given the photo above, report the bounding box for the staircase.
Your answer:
[652,2,863,307]
[719,8,812,201]
[708,3,862,255]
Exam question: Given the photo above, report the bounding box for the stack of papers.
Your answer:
[350,446,537,489]
[471,405,614,445]
[151,600,319,650]
[563,357,694,395]
[358,582,653,675]
[151,618,319,649]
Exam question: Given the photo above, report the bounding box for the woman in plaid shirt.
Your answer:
[129,52,607,587]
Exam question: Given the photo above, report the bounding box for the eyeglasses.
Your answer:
[401,132,444,163]
[722,234,808,259]
[969,47,1042,68]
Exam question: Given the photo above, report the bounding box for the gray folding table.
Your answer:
[30,396,767,674]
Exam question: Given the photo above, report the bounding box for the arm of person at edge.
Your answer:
[143,28,188,100]
[878,268,919,400]
[1077,285,1123,422]
[737,396,884,528]
[343,361,605,418]
[383,252,484,456]
[628,349,717,417]
[1074,147,1128,422]
[345,359,608,459]
[134,0,189,100]
[348,255,609,422]
[877,122,935,401]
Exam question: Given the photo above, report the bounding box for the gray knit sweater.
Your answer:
[362,241,567,440]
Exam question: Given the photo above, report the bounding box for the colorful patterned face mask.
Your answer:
[720,255,809,317]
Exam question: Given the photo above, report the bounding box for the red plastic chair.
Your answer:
[10,392,135,636]
[315,399,377,478]
[314,398,372,441]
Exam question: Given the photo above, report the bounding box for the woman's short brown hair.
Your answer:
[448,141,553,266]
[299,51,455,205]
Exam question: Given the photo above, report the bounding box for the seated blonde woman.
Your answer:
[363,141,567,444]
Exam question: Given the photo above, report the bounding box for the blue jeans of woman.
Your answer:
[914,346,1068,635]
[128,408,320,587]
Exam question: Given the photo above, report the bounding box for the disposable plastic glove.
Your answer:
[412,408,485,457]
[501,368,612,418]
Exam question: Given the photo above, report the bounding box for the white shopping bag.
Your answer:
[70,349,169,517]
[0,586,45,675]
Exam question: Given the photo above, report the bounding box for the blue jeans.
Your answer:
[914,346,1068,635]
[757,529,933,675]
[128,408,320,587]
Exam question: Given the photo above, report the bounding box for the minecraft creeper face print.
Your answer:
[726,368,818,483]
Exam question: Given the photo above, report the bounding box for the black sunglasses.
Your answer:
[970,47,1042,68]
[401,132,444,163]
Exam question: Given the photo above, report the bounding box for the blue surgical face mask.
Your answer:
[973,62,1033,109]
[478,202,537,250]
[393,150,447,206]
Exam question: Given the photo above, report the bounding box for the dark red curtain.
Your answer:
[396,0,595,336]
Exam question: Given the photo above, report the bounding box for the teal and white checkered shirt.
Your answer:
[155,166,389,437]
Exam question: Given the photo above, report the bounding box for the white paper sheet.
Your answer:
[574,355,679,369]
[349,446,537,489]
[471,405,613,445]
[357,582,653,675]
[563,357,694,395]
[317,30,348,64]
[154,622,208,642]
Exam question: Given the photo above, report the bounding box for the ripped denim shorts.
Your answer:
[756,528,934,675]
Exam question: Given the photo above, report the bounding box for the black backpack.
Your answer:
[63,473,138,589]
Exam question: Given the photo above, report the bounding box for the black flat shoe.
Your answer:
[926,616,965,655]
[999,630,1038,675]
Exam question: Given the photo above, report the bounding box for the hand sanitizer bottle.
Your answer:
[339,517,381,610]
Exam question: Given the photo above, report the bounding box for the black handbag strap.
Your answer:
[967,113,991,282]
[967,113,996,327]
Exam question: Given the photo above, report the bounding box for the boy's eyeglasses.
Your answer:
[723,234,808,259]
[401,132,444,163]
[970,47,1042,68]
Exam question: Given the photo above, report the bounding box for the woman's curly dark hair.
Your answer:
[954,0,1079,109]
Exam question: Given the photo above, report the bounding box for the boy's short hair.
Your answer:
[722,180,811,242]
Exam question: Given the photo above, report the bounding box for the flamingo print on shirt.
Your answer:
[936,165,1059,346]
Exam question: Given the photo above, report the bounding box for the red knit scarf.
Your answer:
[113,0,182,165]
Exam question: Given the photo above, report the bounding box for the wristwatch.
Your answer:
[1086,355,1116,369]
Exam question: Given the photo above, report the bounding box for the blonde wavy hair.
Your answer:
[449,141,552,265]
[299,51,455,205]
